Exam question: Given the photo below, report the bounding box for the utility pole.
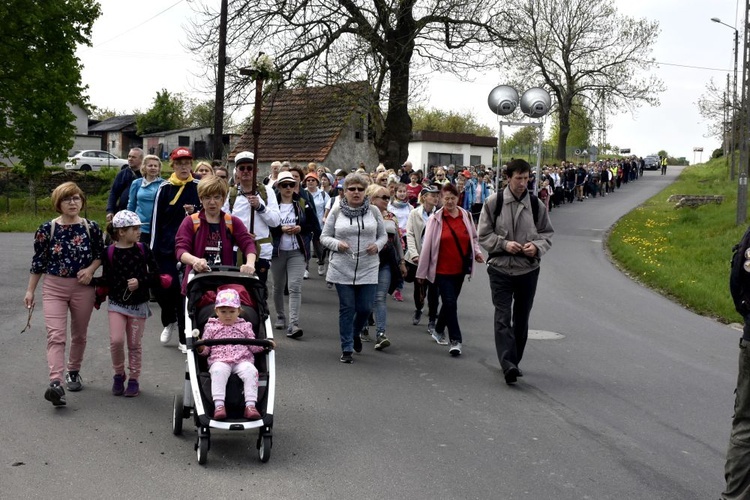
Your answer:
[738,0,749,225]
[212,0,228,161]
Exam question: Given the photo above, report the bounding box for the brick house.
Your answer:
[229,81,379,175]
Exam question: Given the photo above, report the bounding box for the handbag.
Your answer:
[445,219,472,275]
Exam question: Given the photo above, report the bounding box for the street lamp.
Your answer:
[488,86,552,194]
[712,17,739,181]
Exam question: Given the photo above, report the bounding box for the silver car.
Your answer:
[64,150,128,171]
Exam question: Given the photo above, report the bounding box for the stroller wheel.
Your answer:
[258,435,272,463]
[196,434,209,465]
[172,394,184,436]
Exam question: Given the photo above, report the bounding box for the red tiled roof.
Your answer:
[230,81,371,163]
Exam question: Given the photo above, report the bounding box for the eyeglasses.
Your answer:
[62,196,82,204]
[374,195,390,201]
[279,183,295,189]
[237,165,254,172]
[216,175,227,180]
[347,187,365,192]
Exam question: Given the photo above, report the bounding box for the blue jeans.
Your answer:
[336,283,377,352]
[374,266,391,334]
[434,274,466,343]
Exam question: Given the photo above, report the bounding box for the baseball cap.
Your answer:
[304,172,320,184]
[215,288,241,309]
[420,185,440,195]
[170,147,193,160]
[334,169,346,177]
[235,151,255,164]
[112,210,142,228]
[462,170,472,178]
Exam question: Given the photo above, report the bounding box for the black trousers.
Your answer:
[488,266,539,372]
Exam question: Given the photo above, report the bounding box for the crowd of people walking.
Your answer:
[26,145,664,407]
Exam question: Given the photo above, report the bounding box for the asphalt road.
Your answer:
[1,167,736,499]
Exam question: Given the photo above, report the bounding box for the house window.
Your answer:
[354,114,364,142]
[428,153,464,167]
[178,136,190,147]
[470,155,482,166]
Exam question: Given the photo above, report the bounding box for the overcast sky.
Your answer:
[77,0,742,163]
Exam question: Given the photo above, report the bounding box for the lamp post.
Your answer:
[712,17,739,181]
[487,86,552,195]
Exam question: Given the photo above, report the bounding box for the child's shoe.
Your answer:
[244,406,262,420]
[124,379,139,397]
[112,374,126,396]
[393,289,403,302]
[213,405,227,420]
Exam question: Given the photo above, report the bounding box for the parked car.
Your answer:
[644,155,660,170]
[64,150,128,171]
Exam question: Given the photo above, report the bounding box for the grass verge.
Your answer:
[608,157,744,324]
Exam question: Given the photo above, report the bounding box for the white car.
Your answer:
[64,150,128,171]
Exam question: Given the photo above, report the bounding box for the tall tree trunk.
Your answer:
[556,102,572,161]
[376,59,412,170]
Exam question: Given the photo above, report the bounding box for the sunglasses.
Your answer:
[279,183,295,188]
[237,165,254,172]
[347,187,365,192]
[374,195,390,201]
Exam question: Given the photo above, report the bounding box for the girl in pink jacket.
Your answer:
[198,289,273,420]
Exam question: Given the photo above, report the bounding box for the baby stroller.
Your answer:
[171,266,276,465]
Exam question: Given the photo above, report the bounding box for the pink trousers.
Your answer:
[108,311,146,380]
[209,360,258,405]
[42,275,95,382]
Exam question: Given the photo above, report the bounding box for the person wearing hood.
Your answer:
[321,173,386,363]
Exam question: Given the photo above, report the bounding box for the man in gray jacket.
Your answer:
[477,159,554,385]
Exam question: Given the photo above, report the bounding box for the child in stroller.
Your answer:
[197,288,274,421]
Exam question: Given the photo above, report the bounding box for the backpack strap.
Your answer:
[191,212,233,233]
[493,190,539,227]
[228,186,239,212]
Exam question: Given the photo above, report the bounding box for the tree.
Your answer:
[696,77,735,150]
[187,0,513,168]
[89,105,126,122]
[500,0,663,160]
[136,90,187,135]
[186,99,215,129]
[0,0,101,175]
[504,126,539,156]
[548,98,593,152]
[410,106,494,136]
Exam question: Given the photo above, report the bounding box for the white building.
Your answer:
[405,130,496,173]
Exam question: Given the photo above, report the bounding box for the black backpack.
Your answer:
[730,226,750,315]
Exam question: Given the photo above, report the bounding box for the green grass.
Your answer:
[0,194,108,232]
[608,157,744,324]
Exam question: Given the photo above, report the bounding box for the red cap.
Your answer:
[170,147,193,160]
[462,170,472,178]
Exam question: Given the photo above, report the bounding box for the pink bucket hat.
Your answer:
[215,288,241,308]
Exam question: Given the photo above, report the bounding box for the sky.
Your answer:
[76,0,743,163]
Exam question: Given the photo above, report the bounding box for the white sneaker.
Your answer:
[160,323,176,345]
[178,343,187,354]
[317,264,325,276]
[303,270,310,279]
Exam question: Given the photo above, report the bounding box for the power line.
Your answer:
[655,60,732,72]
[82,0,187,50]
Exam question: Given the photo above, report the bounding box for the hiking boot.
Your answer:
[112,374,126,396]
[431,330,448,345]
[244,406,262,420]
[274,317,286,330]
[360,327,371,342]
[287,325,303,339]
[353,334,363,353]
[393,289,403,302]
[160,322,176,345]
[124,379,140,397]
[340,352,353,363]
[213,405,227,420]
[317,264,325,276]
[65,371,83,392]
[412,310,422,325]
[449,340,462,356]
[44,381,66,407]
[374,333,391,351]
